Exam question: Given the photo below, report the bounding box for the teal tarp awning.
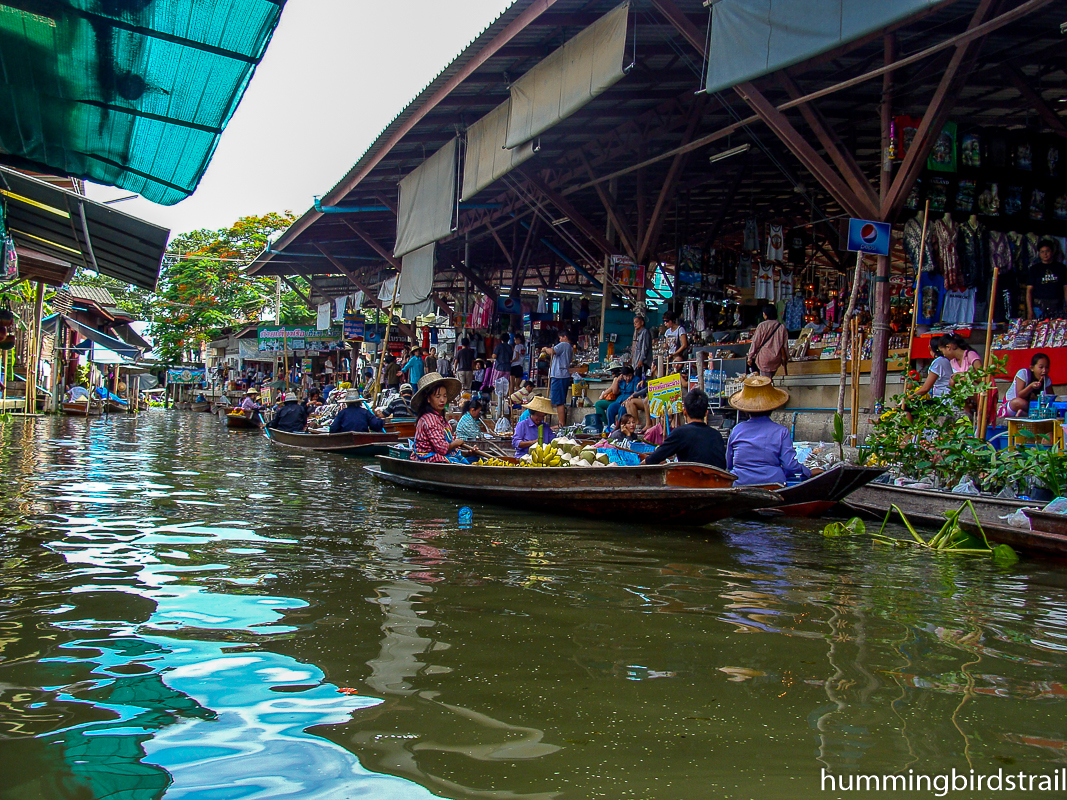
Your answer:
[0,0,287,205]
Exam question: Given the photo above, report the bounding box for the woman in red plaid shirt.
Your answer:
[410,372,466,463]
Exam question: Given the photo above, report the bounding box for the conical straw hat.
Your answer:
[728,376,789,413]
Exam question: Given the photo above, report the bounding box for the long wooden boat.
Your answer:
[365,456,782,524]
[760,465,887,517]
[63,400,103,417]
[190,401,211,412]
[384,418,417,438]
[845,482,1067,557]
[225,411,263,429]
[265,427,399,455]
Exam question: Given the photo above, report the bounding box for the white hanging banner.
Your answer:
[461,100,536,201]
[334,296,347,321]
[504,2,630,150]
[378,276,397,304]
[316,302,331,330]
[394,138,458,258]
[399,243,434,305]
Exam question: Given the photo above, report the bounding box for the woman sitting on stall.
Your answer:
[940,333,996,425]
[455,398,485,442]
[512,396,556,457]
[594,363,623,427]
[410,372,467,463]
[606,365,641,429]
[726,377,815,486]
[999,352,1054,418]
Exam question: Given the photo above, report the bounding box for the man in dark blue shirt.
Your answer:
[643,389,726,469]
[330,390,386,433]
[268,395,308,432]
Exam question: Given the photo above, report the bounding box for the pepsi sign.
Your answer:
[846,219,891,256]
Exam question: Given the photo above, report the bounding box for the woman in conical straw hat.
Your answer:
[410,372,466,463]
[512,395,556,457]
[725,376,819,486]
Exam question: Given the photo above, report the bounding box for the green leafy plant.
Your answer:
[832,411,845,461]
[870,500,1019,565]
[822,517,866,537]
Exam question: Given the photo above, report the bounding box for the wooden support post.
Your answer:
[26,280,45,415]
[976,266,1000,438]
[870,33,896,406]
[837,252,864,418]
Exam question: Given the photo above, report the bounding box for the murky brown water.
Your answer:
[1,411,1067,799]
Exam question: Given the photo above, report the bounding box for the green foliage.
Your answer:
[822,517,866,537]
[148,212,303,364]
[869,500,1019,564]
[866,357,1006,487]
[832,411,845,461]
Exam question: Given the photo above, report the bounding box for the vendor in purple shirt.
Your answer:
[726,377,818,486]
[512,395,556,456]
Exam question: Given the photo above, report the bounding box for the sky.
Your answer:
[85,0,515,239]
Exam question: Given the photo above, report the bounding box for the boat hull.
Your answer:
[365,457,782,524]
[190,402,211,412]
[761,465,887,517]
[845,483,1067,557]
[63,401,102,417]
[225,412,262,429]
[265,427,399,455]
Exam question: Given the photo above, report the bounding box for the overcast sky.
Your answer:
[85,0,514,238]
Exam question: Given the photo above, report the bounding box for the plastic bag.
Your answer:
[951,478,980,495]
[493,416,512,435]
[999,509,1035,529]
[1042,497,1067,516]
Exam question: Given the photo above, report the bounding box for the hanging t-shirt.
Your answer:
[776,270,794,303]
[766,224,785,261]
[784,295,805,331]
[941,288,976,325]
[927,356,954,398]
[744,219,759,251]
[916,272,945,326]
[787,228,809,266]
[754,263,775,301]
[736,254,753,288]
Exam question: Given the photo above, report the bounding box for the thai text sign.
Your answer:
[257,326,346,352]
[343,315,365,341]
[166,367,205,385]
[648,373,683,403]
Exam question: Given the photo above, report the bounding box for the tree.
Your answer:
[148,212,307,364]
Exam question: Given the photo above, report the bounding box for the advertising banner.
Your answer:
[257,326,347,353]
[166,367,206,385]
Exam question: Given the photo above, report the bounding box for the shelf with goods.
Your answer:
[909,320,1067,385]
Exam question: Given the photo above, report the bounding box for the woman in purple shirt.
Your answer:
[726,377,814,486]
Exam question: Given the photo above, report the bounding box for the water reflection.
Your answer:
[1,414,1067,799]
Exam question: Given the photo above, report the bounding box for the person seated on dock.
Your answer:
[411,373,467,463]
[643,389,726,469]
[268,394,308,433]
[380,384,414,418]
[455,398,485,442]
[998,352,1054,419]
[509,380,536,409]
[512,396,556,457]
[726,377,815,486]
[331,390,386,434]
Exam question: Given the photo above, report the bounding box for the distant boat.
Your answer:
[265,427,399,456]
[63,400,103,417]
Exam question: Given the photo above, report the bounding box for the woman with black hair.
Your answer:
[455,397,485,441]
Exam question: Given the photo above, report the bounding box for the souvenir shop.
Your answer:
[899,121,1067,384]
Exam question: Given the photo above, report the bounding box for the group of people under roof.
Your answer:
[406,367,820,488]
[237,381,417,435]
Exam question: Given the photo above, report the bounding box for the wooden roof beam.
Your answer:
[312,243,413,338]
[1006,63,1067,139]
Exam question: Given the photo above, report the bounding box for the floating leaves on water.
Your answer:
[822,517,865,538]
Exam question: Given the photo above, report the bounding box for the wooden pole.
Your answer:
[906,200,932,354]
[850,318,863,441]
[837,252,865,417]
[975,265,1000,438]
[372,272,402,402]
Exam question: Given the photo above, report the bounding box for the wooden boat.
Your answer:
[758,465,887,517]
[225,410,263,429]
[63,400,103,417]
[265,427,399,456]
[190,401,211,412]
[104,398,129,413]
[365,456,782,524]
[384,418,417,438]
[844,482,1067,557]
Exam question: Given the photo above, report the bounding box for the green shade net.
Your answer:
[0,0,286,205]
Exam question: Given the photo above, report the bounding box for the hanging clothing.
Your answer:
[941,288,976,325]
[916,272,945,326]
[766,224,785,261]
[736,254,753,289]
[744,218,759,251]
[754,262,775,301]
[784,295,805,331]
[776,270,794,303]
[932,217,964,291]
[956,219,989,292]
[903,216,935,273]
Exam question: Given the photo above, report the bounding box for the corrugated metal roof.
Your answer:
[68,285,118,307]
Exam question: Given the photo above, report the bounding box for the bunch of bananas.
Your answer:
[521,443,567,467]
[474,457,516,467]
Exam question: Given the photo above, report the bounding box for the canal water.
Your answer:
[2,412,1067,799]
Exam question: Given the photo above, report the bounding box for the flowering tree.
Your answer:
[148,212,306,364]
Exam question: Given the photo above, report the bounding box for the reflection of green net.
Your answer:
[0,1,286,205]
